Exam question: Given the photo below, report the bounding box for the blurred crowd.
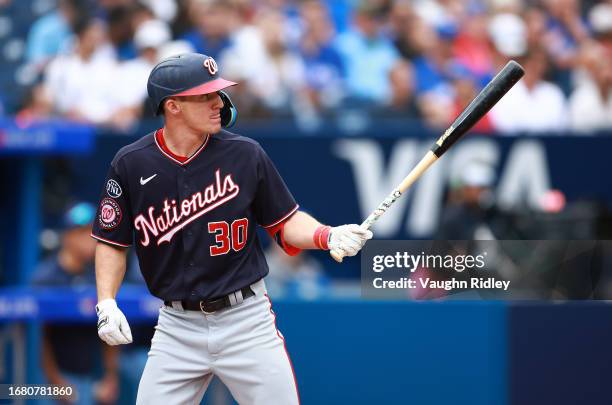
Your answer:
[2,0,612,134]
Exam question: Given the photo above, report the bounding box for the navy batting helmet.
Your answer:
[147,53,238,127]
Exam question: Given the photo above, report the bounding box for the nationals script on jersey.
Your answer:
[91,129,299,301]
[134,169,240,246]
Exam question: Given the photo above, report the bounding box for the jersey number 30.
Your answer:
[208,218,248,256]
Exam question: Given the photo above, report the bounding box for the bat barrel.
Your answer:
[430,60,525,158]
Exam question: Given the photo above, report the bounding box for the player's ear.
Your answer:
[164,98,181,115]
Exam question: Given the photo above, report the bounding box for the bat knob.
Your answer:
[330,249,345,263]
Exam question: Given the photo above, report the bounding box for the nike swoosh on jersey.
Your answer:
[140,174,158,185]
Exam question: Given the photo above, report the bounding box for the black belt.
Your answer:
[164,286,255,313]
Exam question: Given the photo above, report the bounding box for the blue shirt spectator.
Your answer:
[25,0,86,66]
[334,4,400,104]
[299,0,346,107]
[323,0,351,34]
[180,0,234,60]
[302,44,345,91]
[180,30,231,60]
[412,55,450,95]
[25,10,71,64]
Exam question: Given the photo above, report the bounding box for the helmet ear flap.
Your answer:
[218,91,237,128]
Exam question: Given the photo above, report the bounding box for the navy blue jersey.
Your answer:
[92,129,298,300]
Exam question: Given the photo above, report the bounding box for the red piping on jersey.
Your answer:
[90,233,131,248]
[154,128,210,165]
[264,293,301,405]
[262,204,299,228]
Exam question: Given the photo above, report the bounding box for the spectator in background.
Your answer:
[181,0,236,60]
[115,19,171,125]
[129,1,156,29]
[254,8,310,115]
[25,0,86,68]
[334,1,400,105]
[410,0,464,31]
[221,7,309,117]
[408,16,454,95]
[298,0,346,111]
[451,3,494,83]
[437,161,497,240]
[488,12,528,67]
[539,0,589,94]
[217,5,268,116]
[105,4,137,60]
[588,2,612,54]
[139,0,177,23]
[32,202,119,405]
[43,17,124,128]
[408,17,456,128]
[389,0,419,60]
[569,42,612,133]
[380,59,421,118]
[523,4,549,52]
[489,17,568,135]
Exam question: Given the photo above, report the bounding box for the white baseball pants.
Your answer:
[136,279,300,405]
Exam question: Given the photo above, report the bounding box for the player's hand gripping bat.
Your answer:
[331,60,525,262]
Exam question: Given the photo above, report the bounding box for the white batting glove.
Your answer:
[328,224,373,257]
[96,299,132,346]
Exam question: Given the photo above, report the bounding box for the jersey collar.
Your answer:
[154,128,210,166]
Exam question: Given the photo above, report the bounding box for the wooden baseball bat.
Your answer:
[331,60,525,262]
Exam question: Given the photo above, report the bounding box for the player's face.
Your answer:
[174,92,224,134]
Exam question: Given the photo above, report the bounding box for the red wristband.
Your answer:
[313,226,323,249]
[320,226,331,250]
[313,225,331,250]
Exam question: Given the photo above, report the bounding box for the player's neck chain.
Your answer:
[134,169,240,246]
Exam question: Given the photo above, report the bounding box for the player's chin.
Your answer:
[209,123,222,134]
[207,118,222,134]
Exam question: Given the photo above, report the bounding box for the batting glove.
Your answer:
[96,299,133,346]
[329,224,373,257]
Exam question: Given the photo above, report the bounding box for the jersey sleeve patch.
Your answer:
[98,198,122,230]
[106,179,122,198]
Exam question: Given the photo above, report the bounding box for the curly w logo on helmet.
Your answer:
[203,57,218,75]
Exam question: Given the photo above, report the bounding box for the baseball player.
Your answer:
[92,53,372,405]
